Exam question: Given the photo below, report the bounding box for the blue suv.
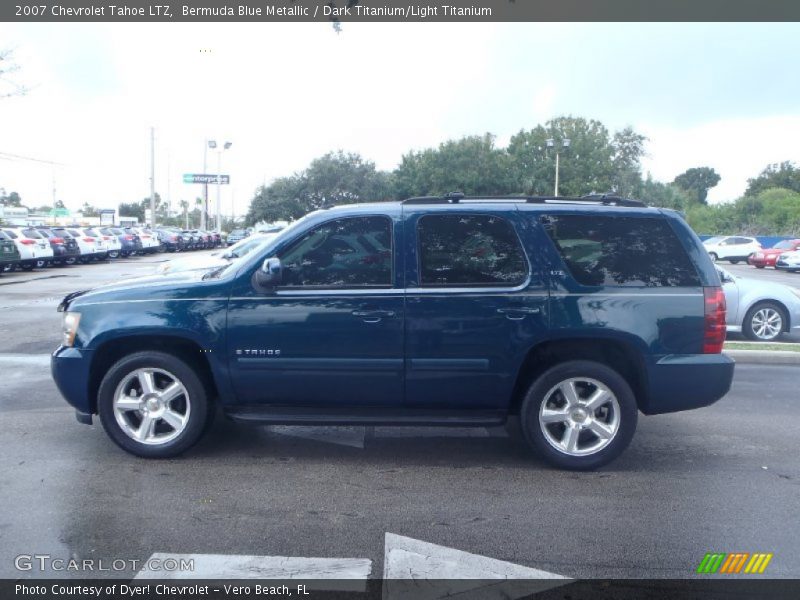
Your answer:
[52,194,734,469]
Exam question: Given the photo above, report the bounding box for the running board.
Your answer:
[224,406,506,427]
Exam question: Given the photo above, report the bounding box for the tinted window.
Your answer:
[4,230,17,239]
[544,215,701,287]
[279,216,392,288]
[84,228,99,236]
[22,228,42,238]
[0,231,8,240]
[67,229,81,236]
[417,214,528,287]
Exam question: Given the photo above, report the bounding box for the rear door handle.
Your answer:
[497,307,541,320]
[352,310,396,323]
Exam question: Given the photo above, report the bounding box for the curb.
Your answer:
[725,349,800,365]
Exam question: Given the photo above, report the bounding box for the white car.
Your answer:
[775,250,800,273]
[1,227,54,270]
[133,228,161,254]
[95,228,122,258]
[718,266,800,341]
[156,233,277,275]
[54,227,107,263]
[703,235,761,264]
[77,227,111,260]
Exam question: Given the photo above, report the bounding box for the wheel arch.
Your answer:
[743,298,791,332]
[88,334,219,414]
[508,336,648,415]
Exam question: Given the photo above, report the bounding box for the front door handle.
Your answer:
[352,309,396,323]
[497,307,541,320]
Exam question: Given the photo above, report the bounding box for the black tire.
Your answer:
[519,360,638,470]
[730,259,740,265]
[108,251,119,259]
[97,351,210,458]
[64,257,77,265]
[743,301,786,342]
[21,262,35,271]
[709,252,718,263]
[755,265,765,269]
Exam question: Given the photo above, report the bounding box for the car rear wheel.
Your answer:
[21,262,35,271]
[743,302,785,342]
[108,250,119,259]
[519,360,638,470]
[729,259,740,264]
[98,351,211,458]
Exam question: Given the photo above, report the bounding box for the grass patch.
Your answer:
[724,341,800,352]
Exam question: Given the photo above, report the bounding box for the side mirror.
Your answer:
[254,256,282,288]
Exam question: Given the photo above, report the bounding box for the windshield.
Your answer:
[704,236,724,244]
[773,240,794,250]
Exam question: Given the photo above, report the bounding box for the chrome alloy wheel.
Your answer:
[751,307,783,340]
[539,377,621,456]
[113,368,191,445]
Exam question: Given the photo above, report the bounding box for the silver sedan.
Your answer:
[718,267,800,341]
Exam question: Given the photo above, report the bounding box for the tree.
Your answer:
[118,202,144,221]
[672,167,721,205]
[611,127,648,198]
[0,48,28,98]
[393,134,515,198]
[744,161,800,197]
[639,176,693,211]
[81,202,99,217]
[246,151,392,225]
[0,190,22,206]
[508,116,616,196]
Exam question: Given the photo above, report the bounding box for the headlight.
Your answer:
[62,312,81,347]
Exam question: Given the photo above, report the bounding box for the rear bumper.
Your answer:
[640,353,735,415]
[51,346,94,417]
[748,256,775,266]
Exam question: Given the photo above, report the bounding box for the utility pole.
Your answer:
[546,137,571,196]
[150,127,156,227]
[201,141,208,230]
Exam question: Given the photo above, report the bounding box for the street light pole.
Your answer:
[212,141,232,232]
[150,126,156,227]
[546,137,570,196]
[201,140,208,230]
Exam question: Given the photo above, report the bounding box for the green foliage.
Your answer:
[639,176,694,211]
[81,203,99,217]
[118,202,144,221]
[247,151,392,225]
[508,116,617,196]
[686,187,800,235]
[0,190,23,206]
[673,167,721,204]
[394,134,515,197]
[745,161,800,197]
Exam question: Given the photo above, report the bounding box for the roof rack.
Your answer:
[402,192,646,208]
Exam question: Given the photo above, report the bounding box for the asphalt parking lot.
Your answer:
[0,255,798,581]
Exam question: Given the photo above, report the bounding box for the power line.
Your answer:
[0,151,66,166]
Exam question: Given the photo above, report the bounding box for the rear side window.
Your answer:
[417,214,528,287]
[4,230,17,239]
[543,215,701,287]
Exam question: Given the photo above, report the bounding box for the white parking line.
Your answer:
[0,353,51,366]
[135,553,372,591]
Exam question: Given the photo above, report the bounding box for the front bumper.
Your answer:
[51,346,94,418]
[640,353,735,415]
[775,260,800,270]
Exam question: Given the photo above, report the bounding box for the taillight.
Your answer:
[83,237,95,243]
[103,236,111,240]
[170,236,178,241]
[51,237,64,244]
[703,286,726,354]
[20,239,35,245]
[124,235,134,241]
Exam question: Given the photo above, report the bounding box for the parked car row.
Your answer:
[0,225,226,273]
[702,235,800,274]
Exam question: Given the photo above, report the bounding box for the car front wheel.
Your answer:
[98,351,211,458]
[743,302,785,342]
[709,252,718,263]
[520,360,638,470]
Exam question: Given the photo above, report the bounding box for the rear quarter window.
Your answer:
[543,214,701,287]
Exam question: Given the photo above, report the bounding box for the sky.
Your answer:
[1,22,799,217]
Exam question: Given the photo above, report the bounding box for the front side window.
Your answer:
[543,214,701,287]
[417,214,528,287]
[279,216,392,288]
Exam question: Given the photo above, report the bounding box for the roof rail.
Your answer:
[402,192,646,208]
